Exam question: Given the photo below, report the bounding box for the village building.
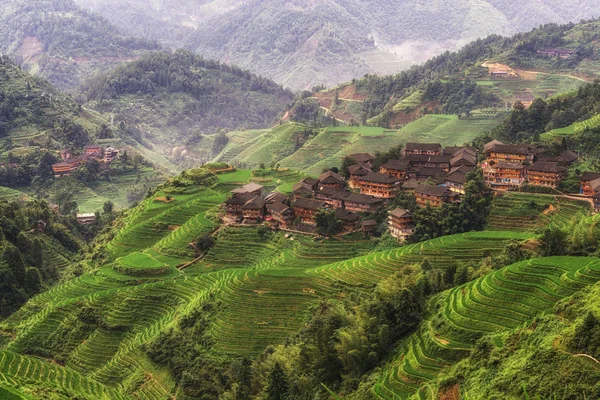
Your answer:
[104,147,120,162]
[241,197,266,224]
[414,185,461,207]
[347,153,374,167]
[84,144,103,158]
[484,161,526,190]
[361,220,377,237]
[224,193,255,218]
[401,179,422,193]
[388,208,414,240]
[410,167,448,184]
[292,197,330,225]
[484,140,504,153]
[76,213,97,225]
[292,182,315,198]
[352,172,402,198]
[315,187,351,209]
[51,161,76,177]
[343,193,383,213]
[541,150,578,166]
[266,201,295,227]
[403,154,452,171]
[335,209,360,232]
[593,193,600,212]
[580,172,600,196]
[59,149,72,160]
[318,170,345,189]
[484,143,537,163]
[231,182,264,197]
[403,143,442,156]
[450,148,478,168]
[348,163,372,188]
[380,159,411,179]
[537,48,574,59]
[526,162,568,188]
[265,192,288,205]
[444,165,474,194]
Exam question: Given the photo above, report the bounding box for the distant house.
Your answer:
[526,162,568,188]
[348,163,372,188]
[267,201,295,227]
[483,140,504,153]
[380,159,411,179]
[76,213,97,225]
[241,196,266,224]
[542,150,578,166]
[580,172,600,196]
[450,148,478,168]
[403,143,442,156]
[318,171,345,189]
[414,185,460,207]
[444,165,475,194]
[231,183,264,197]
[292,182,315,198]
[352,172,402,199]
[84,144,103,158]
[405,154,452,171]
[104,147,120,162]
[52,162,75,177]
[484,161,526,190]
[388,208,414,240]
[335,209,360,232]
[265,192,288,205]
[292,197,329,225]
[410,167,448,184]
[224,193,255,217]
[315,187,350,209]
[343,193,383,213]
[361,220,377,237]
[484,143,537,163]
[347,153,374,166]
[537,48,574,59]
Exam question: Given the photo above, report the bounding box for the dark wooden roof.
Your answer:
[231,182,264,194]
[344,193,383,205]
[335,208,359,221]
[348,163,371,175]
[317,187,351,200]
[527,162,567,174]
[292,197,327,210]
[415,184,453,197]
[495,161,526,170]
[486,144,533,156]
[318,170,345,184]
[381,158,411,170]
[390,208,411,218]
[359,172,402,184]
[347,153,374,163]
[580,172,600,181]
[225,192,254,205]
[242,196,266,210]
[405,143,442,152]
[267,201,291,214]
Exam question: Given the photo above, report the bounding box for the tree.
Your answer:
[3,245,25,286]
[103,201,114,214]
[314,210,343,237]
[453,265,470,286]
[538,227,569,256]
[266,362,288,400]
[24,267,42,294]
[235,357,252,400]
[340,156,357,179]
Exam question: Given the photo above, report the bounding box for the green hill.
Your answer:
[82,50,294,168]
[0,0,158,90]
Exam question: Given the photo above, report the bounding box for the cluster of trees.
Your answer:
[422,78,501,116]
[0,199,86,317]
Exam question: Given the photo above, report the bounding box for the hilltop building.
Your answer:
[388,208,414,241]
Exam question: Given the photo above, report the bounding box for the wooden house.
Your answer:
[380,159,411,179]
[292,197,329,225]
[292,182,314,198]
[335,209,360,232]
[388,208,413,240]
[315,187,350,209]
[403,143,442,156]
[450,148,477,168]
[84,144,103,158]
[241,196,266,224]
[352,172,402,198]
[347,153,374,167]
[267,201,295,227]
[231,183,264,197]
[343,193,383,213]
[484,143,536,163]
[444,165,474,194]
[318,170,345,189]
[104,147,119,162]
[224,193,254,217]
[526,162,567,188]
[348,163,372,188]
[484,161,526,190]
[579,172,600,196]
[414,185,460,207]
[265,192,288,205]
[76,213,97,225]
[361,220,377,237]
[410,167,447,184]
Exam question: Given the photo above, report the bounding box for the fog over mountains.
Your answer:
[75,0,600,89]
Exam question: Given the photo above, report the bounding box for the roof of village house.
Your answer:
[359,172,403,184]
[545,150,579,164]
[52,162,72,169]
[292,197,327,210]
[415,184,454,197]
[347,153,374,163]
[265,192,288,204]
[301,177,319,187]
[224,192,255,205]
[443,146,477,156]
[527,162,567,174]
[317,187,351,200]
[318,170,345,184]
[414,167,447,180]
[231,182,264,194]
[484,139,504,152]
[445,165,474,185]
[381,158,411,170]
[486,143,533,155]
[335,208,359,222]
[348,163,372,175]
[405,143,442,152]
[495,161,526,170]
[242,196,266,210]
[292,182,314,195]
[344,192,383,205]
[390,208,411,218]
[402,179,422,190]
[362,219,378,227]
[580,172,600,181]
[450,149,477,166]
[267,201,292,214]
[590,177,600,193]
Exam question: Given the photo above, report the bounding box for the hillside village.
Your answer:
[223,140,600,240]
[51,144,120,177]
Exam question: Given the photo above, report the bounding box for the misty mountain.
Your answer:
[0,0,159,90]
[74,0,600,90]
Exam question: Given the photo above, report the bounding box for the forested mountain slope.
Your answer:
[74,0,600,89]
[0,0,158,90]
[81,50,294,168]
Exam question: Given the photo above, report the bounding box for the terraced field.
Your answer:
[374,256,600,399]
[487,192,590,232]
[541,113,600,141]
